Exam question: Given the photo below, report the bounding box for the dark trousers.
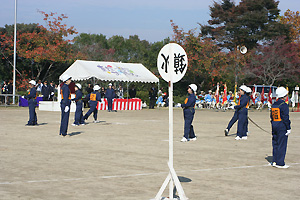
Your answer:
[183,108,196,139]
[272,127,288,166]
[28,99,37,125]
[237,109,248,137]
[60,103,70,136]
[149,98,155,109]
[227,111,238,131]
[74,101,84,125]
[84,103,98,120]
[107,98,113,111]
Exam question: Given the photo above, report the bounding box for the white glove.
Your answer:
[64,106,69,112]
[22,96,24,98]
[285,130,291,136]
[51,92,54,95]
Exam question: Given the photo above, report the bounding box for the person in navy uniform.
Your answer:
[225,86,251,137]
[72,83,85,126]
[149,84,157,109]
[24,80,38,126]
[270,87,291,169]
[231,85,250,140]
[181,84,197,142]
[41,81,50,101]
[105,83,116,112]
[59,74,72,137]
[83,85,101,123]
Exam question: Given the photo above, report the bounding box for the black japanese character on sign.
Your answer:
[174,53,186,74]
[161,53,169,73]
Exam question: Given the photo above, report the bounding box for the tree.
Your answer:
[280,9,300,43]
[245,37,300,85]
[0,11,81,82]
[200,0,290,51]
[171,20,234,90]
[73,33,115,61]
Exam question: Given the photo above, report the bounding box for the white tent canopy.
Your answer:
[60,60,159,83]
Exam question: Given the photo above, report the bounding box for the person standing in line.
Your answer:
[129,85,136,98]
[105,83,116,112]
[24,80,38,126]
[72,83,85,126]
[41,81,50,101]
[59,74,72,137]
[49,81,55,100]
[83,85,101,122]
[270,87,291,169]
[181,84,197,142]
[149,84,157,109]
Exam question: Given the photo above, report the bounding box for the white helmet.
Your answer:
[245,87,252,93]
[189,84,197,92]
[93,85,100,91]
[276,87,288,98]
[239,85,248,92]
[61,74,72,82]
[75,83,82,89]
[29,80,36,85]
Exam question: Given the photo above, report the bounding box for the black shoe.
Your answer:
[224,129,229,136]
[25,124,34,126]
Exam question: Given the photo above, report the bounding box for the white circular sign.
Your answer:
[157,43,188,83]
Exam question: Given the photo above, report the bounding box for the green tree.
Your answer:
[201,0,290,51]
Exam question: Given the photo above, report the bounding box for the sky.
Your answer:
[0,0,299,43]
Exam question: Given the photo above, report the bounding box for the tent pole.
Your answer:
[127,81,129,110]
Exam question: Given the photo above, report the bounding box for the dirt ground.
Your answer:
[0,106,299,200]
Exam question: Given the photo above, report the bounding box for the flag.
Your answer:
[251,85,256,104]
[268,86,272,104]
[216,83,219,104]
[285,86,289,104]
[222,83,227,105]
[261,86,265,103]
[233,82,237,105]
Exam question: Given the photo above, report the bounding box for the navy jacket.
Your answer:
[181,93,196,108]
[25,87,37,100]
[271,99,291,130]
[105,88,115,99]
[234,94,249,111]
[61,84,71,106]
[72,90,83,104]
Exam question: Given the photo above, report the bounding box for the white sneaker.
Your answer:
[93,120,100,123]
[275,165,289,169]
[71,124,79,126]
[181,137,188,142]
[235,136,242,140]
[189,137,197,141]
[242,136,248,140]
[80,123,86,126]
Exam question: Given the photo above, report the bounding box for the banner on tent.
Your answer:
[97,98,142,110]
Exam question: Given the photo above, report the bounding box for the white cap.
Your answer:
[93,85,100,91]
[75,83,82,89]
[108,83,112,86]
[276,87,288,98]
[239,85,248,92]
[61,74,72,82]
[189,84,197,92]
[29,80,36,85]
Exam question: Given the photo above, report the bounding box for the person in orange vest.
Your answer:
[83,85,101,123]
[270,87,291,168]
[59,74,72,137]
[24,80,38,126]
[181,84,197,142]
